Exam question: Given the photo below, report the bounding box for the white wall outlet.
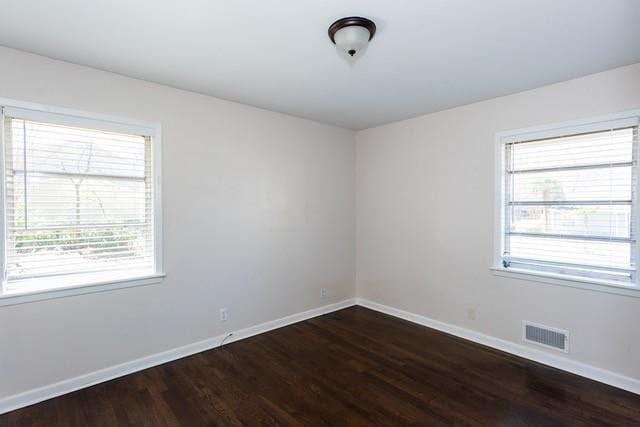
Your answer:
[320,288,327,299]
[467,307,476,320]
[219,308,228,322]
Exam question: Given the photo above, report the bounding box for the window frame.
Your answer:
[492,110,640,298]
[0,98,164,306]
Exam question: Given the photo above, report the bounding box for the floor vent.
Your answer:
[522,321,569,353]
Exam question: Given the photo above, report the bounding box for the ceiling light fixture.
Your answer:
[328,16,376,58]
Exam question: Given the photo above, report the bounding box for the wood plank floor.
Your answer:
[1,306,639,426]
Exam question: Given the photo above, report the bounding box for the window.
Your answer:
[494,111,640,292]
[0,103,163,303]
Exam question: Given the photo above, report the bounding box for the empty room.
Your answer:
[0,1,639,425]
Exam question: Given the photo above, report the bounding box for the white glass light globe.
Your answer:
[333,25,371,57]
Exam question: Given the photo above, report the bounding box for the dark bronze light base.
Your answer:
[328,16,376,46]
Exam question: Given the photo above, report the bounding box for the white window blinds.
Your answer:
[2,112,155,289]
[502,126,638,284]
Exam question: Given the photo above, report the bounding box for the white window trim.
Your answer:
[0,97,164,306]
[492,109,640,298]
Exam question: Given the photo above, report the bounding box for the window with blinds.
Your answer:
[1,108,158,293]
[501,122,639,285]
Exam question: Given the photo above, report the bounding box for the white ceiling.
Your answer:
[0,0,639,130]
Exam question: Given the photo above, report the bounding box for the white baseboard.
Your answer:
[356,298,640,395]
[0,298,357,415]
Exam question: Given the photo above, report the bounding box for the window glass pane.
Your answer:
[7,227,153,278]
[511,128,633,170]
[510,167,632,202]
[9,175,146,227]
[510,205,631,239]
[12,120,145,177]
[508,235,630,270]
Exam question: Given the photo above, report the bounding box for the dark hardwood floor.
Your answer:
[2,306,639,426]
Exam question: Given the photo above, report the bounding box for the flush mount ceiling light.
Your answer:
[328,16,376,57]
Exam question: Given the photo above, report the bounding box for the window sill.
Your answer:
[0,273,166,307]
[491,266,640,298]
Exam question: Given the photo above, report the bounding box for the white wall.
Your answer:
[356,63,640,380]
[0,47,356,400]
[2,43,639,406]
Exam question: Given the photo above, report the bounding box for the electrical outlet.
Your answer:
[467,307,476,320]
[219,308,228,322]
[320,288,327,299]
